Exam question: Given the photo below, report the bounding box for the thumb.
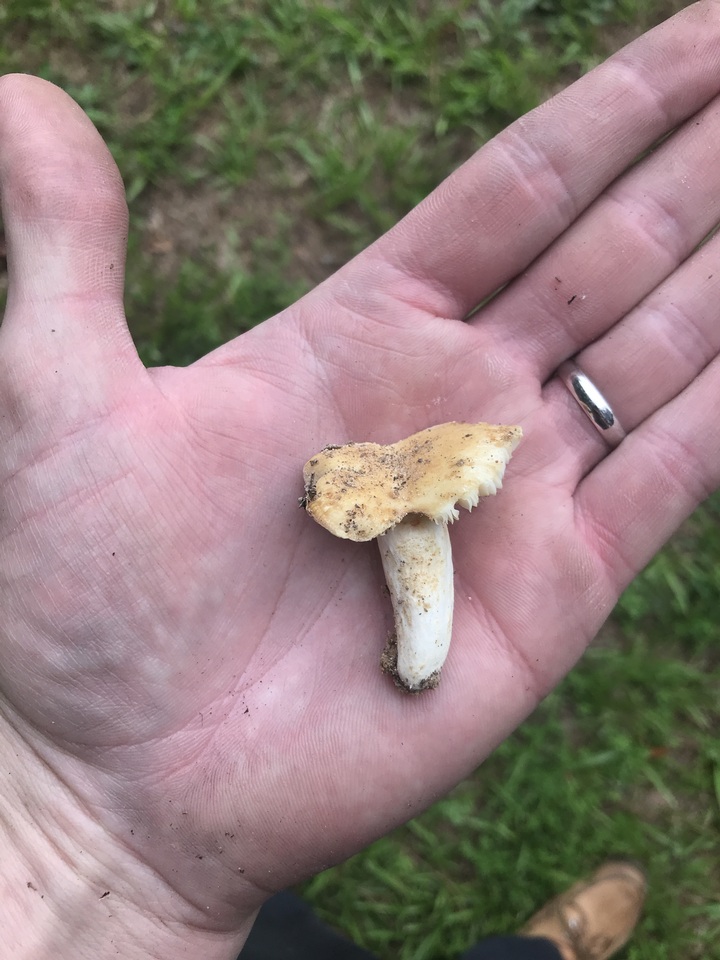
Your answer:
[0,74,141,419]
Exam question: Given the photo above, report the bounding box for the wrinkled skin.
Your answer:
[2,4,720,957]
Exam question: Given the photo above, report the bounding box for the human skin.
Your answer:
[1,3,720,958]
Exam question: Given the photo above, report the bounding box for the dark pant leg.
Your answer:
[460,935,564,960]
[240,893,562,960]
[240,892,378,960]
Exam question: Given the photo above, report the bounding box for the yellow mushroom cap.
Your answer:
[302,421,522,542]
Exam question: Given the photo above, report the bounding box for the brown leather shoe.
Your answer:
[520,861,647,960]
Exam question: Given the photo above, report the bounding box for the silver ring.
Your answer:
[557,361,626,448]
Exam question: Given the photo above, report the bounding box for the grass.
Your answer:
[1,1,718,957]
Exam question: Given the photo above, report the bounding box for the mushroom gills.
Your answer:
[378,514,454,692]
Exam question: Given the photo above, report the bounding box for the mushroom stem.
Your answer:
[378,514,454,692]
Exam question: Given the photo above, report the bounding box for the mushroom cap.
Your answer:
[302,421,522,542]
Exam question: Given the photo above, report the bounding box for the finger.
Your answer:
[366,1,720,320]
[539,226,720,484]
[475,92,720,375]
[0,75,138,404]
[575,357,720,592]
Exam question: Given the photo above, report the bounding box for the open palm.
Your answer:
[2,6,720,957]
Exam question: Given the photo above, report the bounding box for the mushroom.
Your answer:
[301,421,522,692]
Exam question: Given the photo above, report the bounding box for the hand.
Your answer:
[2,4,719,957]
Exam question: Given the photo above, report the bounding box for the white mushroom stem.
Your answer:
[378,514,454,692]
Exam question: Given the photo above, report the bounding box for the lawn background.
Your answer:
[0,2,718,958]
